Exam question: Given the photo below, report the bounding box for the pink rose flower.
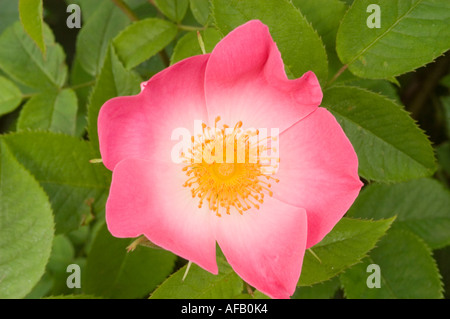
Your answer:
[98,20,362,299]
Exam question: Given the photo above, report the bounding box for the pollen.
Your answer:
[181,117,279,217]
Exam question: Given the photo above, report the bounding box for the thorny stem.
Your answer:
[111,0,138,21]
[178,24,207,32]
[327,64,348,87]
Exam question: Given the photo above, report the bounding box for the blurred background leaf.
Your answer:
[152,0,189,23]
[84,223,176,299]
[190,0,210,25]
[0,0,19,34]
[19,0,46,56]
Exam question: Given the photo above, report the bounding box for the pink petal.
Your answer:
[272,108,363,248]
[106,158,218,274]
[204,20,322,131]
[215,197,307,299]
[98,54,210,170]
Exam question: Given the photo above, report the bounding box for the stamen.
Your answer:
[181,118,279,217]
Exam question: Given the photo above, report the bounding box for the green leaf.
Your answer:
[0,76,22,116]
[45,294,102,299]
[153,0,189,23]
[76,1,130,76]
[293,0,347,51]
[0,140,54,298]
[25,272,53,299]
[0,22,67,90]
[348,178,450,249]
[212,0,328,84]
[293,277,340,299]
[84,223,176,299]
[0,0,19,35]
[17,89,78,135]
[336,0,450,79]
[322,86,436,182]
[1,132,110,234]
[87,46,142,153]
[340,229,443,298]
[299,217,394,286]
[190,0,210,25]
[66,225,90,247]
[47,235,75,275]
[150,257,243,299]
[126,0,159,20]
[45,235,77,296]
[171,28,222,64]
[19,0,46,56]
[291,0,349,83]
[113,18,177,69]
[343,78,400,102]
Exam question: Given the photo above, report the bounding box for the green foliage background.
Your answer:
[0,0,449,299]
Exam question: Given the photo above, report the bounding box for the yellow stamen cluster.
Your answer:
[181,117,279,217]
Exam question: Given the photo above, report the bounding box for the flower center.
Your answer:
[216,163,235,177]
[181,117,279,217]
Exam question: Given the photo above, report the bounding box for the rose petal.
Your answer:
[98,54,210,170]
[204,20,322,131]
[106,157,218,274]
[272,107,363,248]
[215,197,307,299]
